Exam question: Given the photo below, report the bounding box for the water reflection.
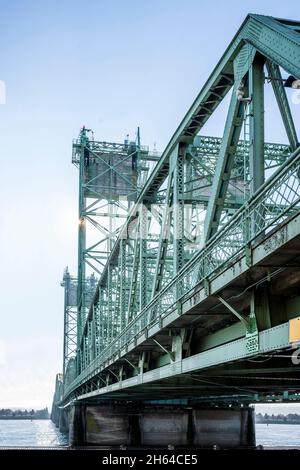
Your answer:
[0,420,68,447]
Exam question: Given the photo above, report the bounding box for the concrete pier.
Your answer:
[64,403,256,448]
[58,408,69,434]
[192,408,255,448]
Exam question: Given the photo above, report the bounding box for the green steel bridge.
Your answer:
[52,14,300,447]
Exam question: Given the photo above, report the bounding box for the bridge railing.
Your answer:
[64,146,300,398]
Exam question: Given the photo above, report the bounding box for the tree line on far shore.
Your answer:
[256,412,300,424]
[0,408,49,419]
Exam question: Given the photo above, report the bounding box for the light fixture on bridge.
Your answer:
[284,75,300,89]
[265,74,300,89]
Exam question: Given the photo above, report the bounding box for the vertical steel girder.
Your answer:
[203,44,261,242]
[204,88,244,241]
[173,145,185,275]
[127,233,140,321]
[62,269,77,378]
[119,239,127,329]
[139,205,148,311]
[266,60,298,151]
[249,54,265,195]
[151,173,174,298]
[107,265,113,342]
[77,142,87,351]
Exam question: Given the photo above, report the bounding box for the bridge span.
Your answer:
[52,14,300,448]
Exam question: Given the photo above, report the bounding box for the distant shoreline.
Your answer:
[256,421,300,425]
[0,417,49,420]
[256,413,300,425]
[0,407,49,420]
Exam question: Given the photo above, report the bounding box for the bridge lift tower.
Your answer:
[63,127,157,378]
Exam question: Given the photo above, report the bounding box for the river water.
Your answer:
[0,420,68,447]
[256,423,300,447]
[0,420,299,447]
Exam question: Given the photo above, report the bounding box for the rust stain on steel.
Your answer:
[263,226,288,254]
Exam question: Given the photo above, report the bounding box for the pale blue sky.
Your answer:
[0,0,299,410]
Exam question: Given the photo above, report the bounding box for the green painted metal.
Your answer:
[67,321,293,401]
[68,128,155,375]
[64,146,300,401]
[119,239,127,330]
[139,205,148,310]
[266,61,298,151]
[203,87,244,241]
[61,269,77,378]
[59,14,300,405]
[173,145,185,276]
[249,54,265,195]
[151,171,173,298]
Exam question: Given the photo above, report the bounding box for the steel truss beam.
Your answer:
[61,15,300,402]
[63,146,300,401]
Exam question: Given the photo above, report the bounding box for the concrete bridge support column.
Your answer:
[69,403,85,447]
[139,408,189,447]
[83,404,134,446]
[67,403,255,448]
[192,407,255,448]
[59,407,69,434]
[50,404,60,427]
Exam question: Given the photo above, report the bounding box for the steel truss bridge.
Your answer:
[54,15,300,426]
